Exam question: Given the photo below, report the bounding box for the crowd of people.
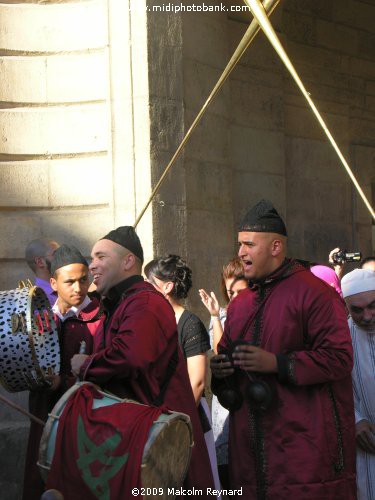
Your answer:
[19,199,374,500]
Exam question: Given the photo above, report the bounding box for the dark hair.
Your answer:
[360,256,375,268]
[144,255,192,299]
[220,257,246,304]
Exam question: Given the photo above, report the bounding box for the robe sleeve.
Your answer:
[276,291,353,386]
[79,296,169,386]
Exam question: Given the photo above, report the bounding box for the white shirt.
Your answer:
[52,295,91,322]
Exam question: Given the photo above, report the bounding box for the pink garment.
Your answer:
[310,265,343,297]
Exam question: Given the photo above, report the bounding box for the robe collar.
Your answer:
[102,275,144,314]
[251,258,308,291]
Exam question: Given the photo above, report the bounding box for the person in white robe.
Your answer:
[342,269,375,500]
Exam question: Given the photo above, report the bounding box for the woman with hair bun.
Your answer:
[144,254,221,496]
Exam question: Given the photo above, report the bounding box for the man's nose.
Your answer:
[363,308,373,322]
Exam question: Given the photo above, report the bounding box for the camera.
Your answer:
[332,250,362,265]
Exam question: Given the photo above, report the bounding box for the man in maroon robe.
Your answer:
[23,245,102,500]
[211,200,356,499]
[71,226,214,495]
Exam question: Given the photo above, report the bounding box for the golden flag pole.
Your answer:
[134,0,281,228]
[243,0,375,221]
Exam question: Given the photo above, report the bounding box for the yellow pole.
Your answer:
[243,0,375,221]
[134,0,281,227]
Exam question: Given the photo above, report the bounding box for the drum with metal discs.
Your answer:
[0,284,60,392]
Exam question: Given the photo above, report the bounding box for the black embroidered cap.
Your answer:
[239,199,287,236]
[101,226,144,263]
[50,244,88,275]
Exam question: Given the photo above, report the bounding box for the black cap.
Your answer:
[239,199,287,236]
[101,226,144,263]
[50,245,88,275]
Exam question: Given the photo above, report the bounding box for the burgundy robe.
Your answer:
[79,277,215,495]
[213,259,356,499]
[22,296,102,500]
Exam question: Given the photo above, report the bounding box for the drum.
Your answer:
[0,285,60,392]
[39,382,193,499]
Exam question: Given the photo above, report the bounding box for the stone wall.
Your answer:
[148,0,375,321]
[0,1,152,497]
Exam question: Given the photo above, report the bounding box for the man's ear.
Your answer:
[50,276,58,292]
[271,238,283,257]
[123,253,135,271]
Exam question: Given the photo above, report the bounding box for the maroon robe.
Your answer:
[213,259,356,499]
[79,277,215,495]
[22,296,102,500]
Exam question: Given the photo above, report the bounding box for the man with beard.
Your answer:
[210,199,356,499]
[71,226,214,496]
[342,269,375,500]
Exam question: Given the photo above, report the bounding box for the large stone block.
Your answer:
[0,261,35,291]
[0,422,29,500]
[316,19,358,56]
[0,104,109,155]
[349,56,375,80]
[149,43,184,101]
[282,10,316,46]
[285,136,350,183]
[231,126,285,175]
[151,96,180,153]
[183,58,230,119]
[186,207,235,314]
[284,102,349,143]
[286,40,341,72]
[358,30,375,61]
[353,1,375,35]
[0,214,42,259]
[230,79,284,130]
[0,53,108,104]
[356,222,374,256]
[228,21,283,73]
[147,7,183,48]
[286,219,354,262]
[183,110,230,164]
[0,162,49,207]
[153,203,188,258]
[332,0,356,27]
[184,159,232,212]
[0,0,108,52]
[40,208,114,254]
[183,11,229,69]
[286,176,352,225]
[233,170,286,223]
[283,0,333,21]
[284,89,350,117]
[349,116,375,144]
[0,157,112,207]
[49,156,112,206]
